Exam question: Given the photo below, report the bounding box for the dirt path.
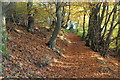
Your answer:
[40,33,119,78]
[3,28,119,78]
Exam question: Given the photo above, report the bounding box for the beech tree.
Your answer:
[46,2,62,52]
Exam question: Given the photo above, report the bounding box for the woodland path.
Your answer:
[3,27,119,78]
[42,33,119,78]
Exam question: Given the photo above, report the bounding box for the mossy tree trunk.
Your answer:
[0,2,7,54]
[0,1,7,76]
[0,2,15,75]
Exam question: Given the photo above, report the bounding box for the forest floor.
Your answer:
[2,25,120,78]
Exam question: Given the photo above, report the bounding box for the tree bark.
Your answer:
[101,4,118,57]
[0,2,8,54]
[0,3,3,74]
[65,2,70,28]
[46,2,62,51]
[82,13,86,41]
[27,1,34,33]
[0,2,7,75]
[86,3,101,51]
[116,25,120,54]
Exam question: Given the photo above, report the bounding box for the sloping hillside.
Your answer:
[2,26,120,78]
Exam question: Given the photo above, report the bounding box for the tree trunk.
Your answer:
[46,2,62,51]
[85,10,92,47]
[86,3,101,52]
[82,13,86,41]
[0,2,2,75]
[101,4,118,57]
[116,6,120,54]
[116,25,120,54]
[0,2,7,53]
[0,2,15,76]
[27,1,34,33]
[0,2,7,75]
[65,2,70,28]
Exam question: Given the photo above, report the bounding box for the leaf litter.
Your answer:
[2,26,120,78]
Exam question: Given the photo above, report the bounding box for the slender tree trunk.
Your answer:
[94,3,106,52]
[61,4,65,28]
[116,25,120,54]
[99,3,106,27]
[100,4,108,40]
[0,2,3,76]
[85,15,91,47]
[101,4,117,39]
[0,2,15,76]
[116,7,120,54]
[66,2,70,27]
[0,2,7,75]
[82,13,86,41]
[86,3,101,51]
[101,4,118,57]
[27,1,34,33]
[46,2,62,51]
[0,2,7,53]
